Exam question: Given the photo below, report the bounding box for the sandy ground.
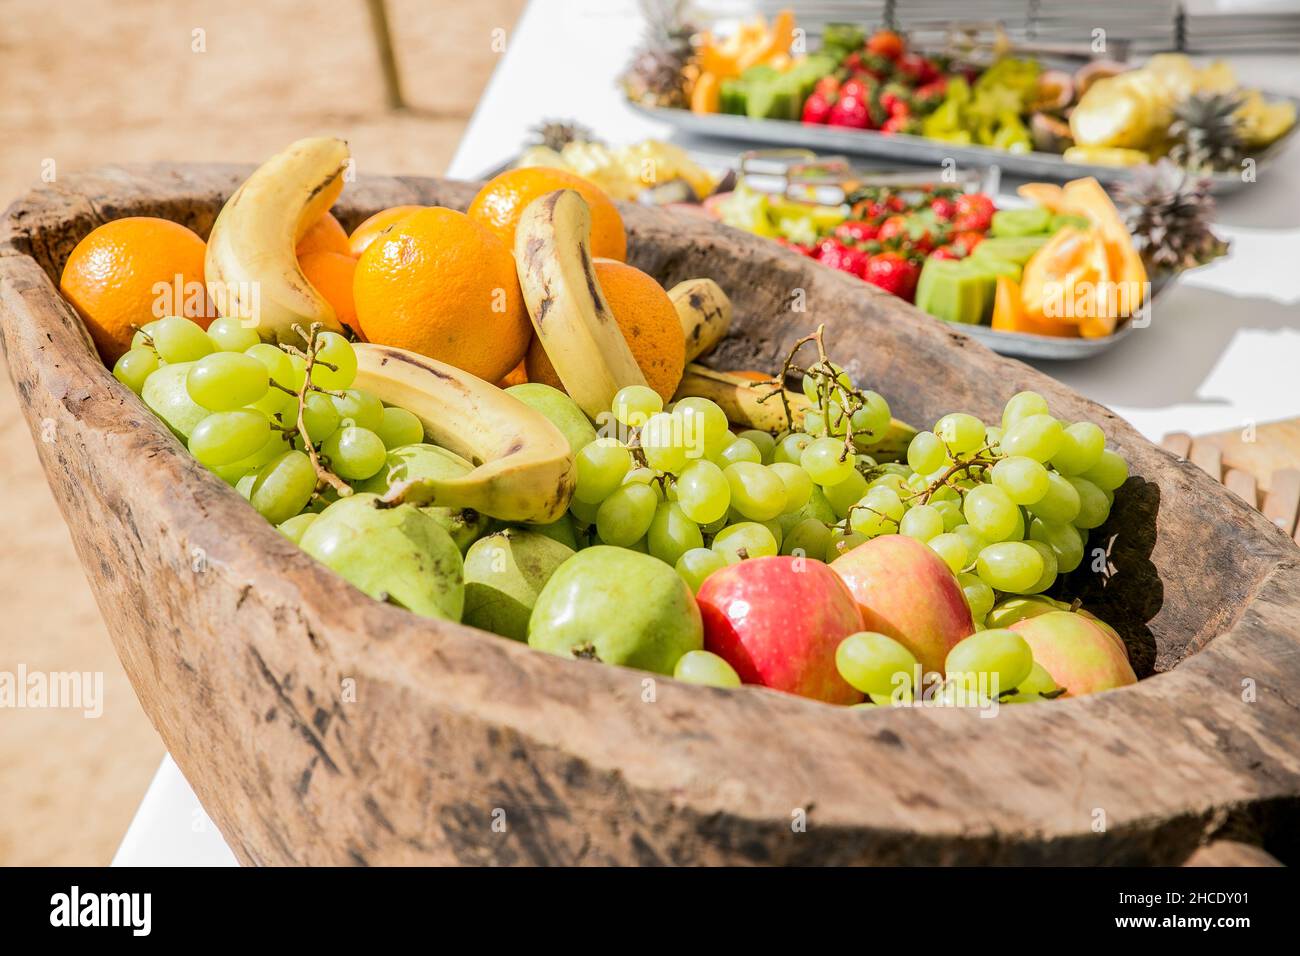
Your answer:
[0,0,523,865]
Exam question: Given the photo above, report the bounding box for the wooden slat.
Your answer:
[1188,440,1222,482]
[1222,468,1258,509]
[1262,469,1300,537]
[1161,432,1191,459]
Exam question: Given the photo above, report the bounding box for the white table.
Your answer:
[113,0,1300,865]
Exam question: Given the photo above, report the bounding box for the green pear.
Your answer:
[357,443,490,553]
[299,493,464,621]
[523,513,580,551]
[462,530,574,641]
[529,546,703,673]
[505,383,598,455]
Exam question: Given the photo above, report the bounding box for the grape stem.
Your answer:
[129,323,157,353]
[284,323,352,498]
[906,444,999,504]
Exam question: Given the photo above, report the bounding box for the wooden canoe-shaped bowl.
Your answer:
[2,164,1298,866]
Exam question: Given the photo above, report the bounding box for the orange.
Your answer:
[353,207,531,382]
[59,216,209,362]
[300,251,361,339]
[349,205,426,257]
[468,167,626,261]
[296,211,351,258]
[525,259,685,401]
[497,359,529,388]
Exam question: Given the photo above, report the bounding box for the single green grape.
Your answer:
[849,486,904,537]
[322,426,387,480]
[675,459,730,524]
[975,541,1044,594]
[927,532,969,573]
[375,406,425,448]
[130,319,162,351]
[595,482,659,547]
[309,332,357,390]
[1081,448,1128,491]
[1000,413,1064,463]
[899,503,944,542]
[907,430,945,474]
[771,432,813,465]
[1026,471,1082,524]
[933,498,964,532]
[673,397,730,460]
[301,392,341,443]
[673,650,741,688]
[724,462,786,521]
[825,527,867,562]
[768,461,813,514]
[738,429,776,463]
[781,517,832,558]
[286,353,308,391]
[675,547,727,593]
[244,342,294,387]
[568,496,601,527]
[611,384,663,427]
[647,501,703,566]
[1051,421,1105,475]
[1001,390,1050,430]
[962,484,1019,542]
[206,316,261,352]
[249,449,317,525]
[330,389,384,431]
[153,316,215,364]
[277,511,319,544]
[188,409,272,466]
[113,348,159,394]
[574,440,633,504]
[186,352,271,411]
[957,571,995,621]
[1028,517,1084,574]
[712,521,779,563]
[952,524,987,559]
[1023,539,1059,594]
[822,469,868,518]
[851,391,892,441]
[1005,661,1060,702]
[836,631,918,698]
[991,455,1050,505]
[800,436,856,487]
[934,412,986,454]
[1068,476,1111,529]
[717,436,763,467]
[944,628,1034,695]
[641,411,687,472]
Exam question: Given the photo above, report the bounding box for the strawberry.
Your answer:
[815,238,868,275]
[896,53,941,86]
[802,92,834,124]
[813,74,841,99]
[862,252,920,302]
[827,96,871,129]
[930,245,964,260]
[953,193,996,232]
[885,194,908,213]
[930,196,957,221]
[840,77,872,103]
[775,237,815,257]
[834,220,880,244]
[880,85,911,116]
[915,78,948,100]
[866,30,904,61]
[877,215,910,244]
[881,112,914,135]
[954,230,986,254]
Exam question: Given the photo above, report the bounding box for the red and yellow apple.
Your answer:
[1010,611,1136,696]
[696,556,865,704]
[830,535,975,675]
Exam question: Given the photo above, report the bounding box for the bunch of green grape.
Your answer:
[113,316,422,538]
[565,378,894,593]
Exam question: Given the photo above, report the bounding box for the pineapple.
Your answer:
[529,119,598,151]
[620,0,696,109]
[1169,92,1244,173]
[1119,160,1229,273]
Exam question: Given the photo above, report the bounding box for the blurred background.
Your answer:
[0,0,525,865]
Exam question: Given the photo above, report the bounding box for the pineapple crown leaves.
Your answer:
[1170,91,1246,173]
[620,0,697,108]
[1119,159,1230,273]
[529,118,598,151]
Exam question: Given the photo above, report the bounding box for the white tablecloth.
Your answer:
[113,0,1300,866]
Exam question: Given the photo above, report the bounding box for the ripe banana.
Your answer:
[352,343,575,522]
[674,364,916,462]
[669,277,732,363]
[205,136,349,344]
[514,189,647,418]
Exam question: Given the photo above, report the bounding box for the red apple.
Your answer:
[1010,611,1136,697]
[696,556,864,704]
[830,535,974,675]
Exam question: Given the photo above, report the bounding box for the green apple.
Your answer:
[528,546,703,673]
[299,493,464,621]
[462,530,573,641]
[357,443,489,553]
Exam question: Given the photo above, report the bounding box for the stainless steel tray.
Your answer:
[628,98,1300,195]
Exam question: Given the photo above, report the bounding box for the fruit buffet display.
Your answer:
[620,6,1296,172]
[62,135,1144,713]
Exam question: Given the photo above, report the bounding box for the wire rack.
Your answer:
[691,1,1300,55]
